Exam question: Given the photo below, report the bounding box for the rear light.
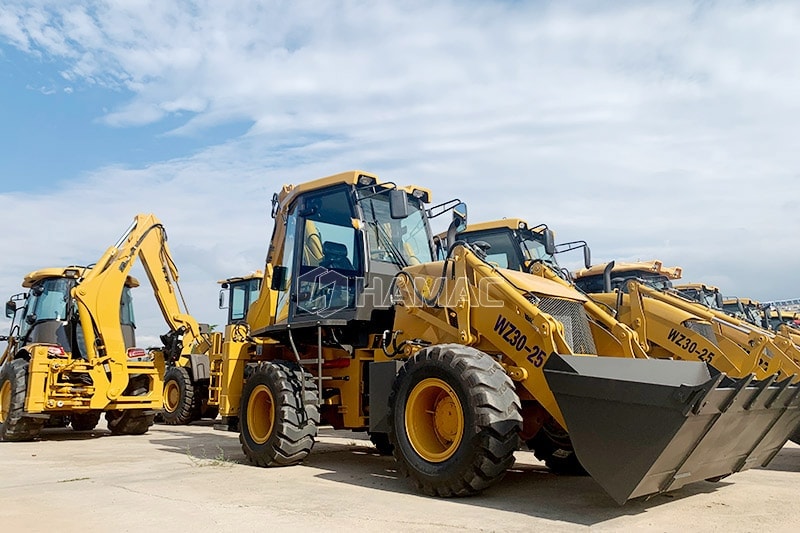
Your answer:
[323,358,351,369]
[127,347,151,362]
[47,345,68,358]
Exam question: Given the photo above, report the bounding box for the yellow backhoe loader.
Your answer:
[198,172,799,505]
[0,214,200,440]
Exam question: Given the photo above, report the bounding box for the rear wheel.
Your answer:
[70,411,102,431]
[0,359,44,441]
[388,344,521,497]
[239,361,319,467]
[162,366,196,425]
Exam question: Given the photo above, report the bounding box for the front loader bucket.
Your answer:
[543,354,800,505]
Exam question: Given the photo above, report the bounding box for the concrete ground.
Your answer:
[1,422,798,532]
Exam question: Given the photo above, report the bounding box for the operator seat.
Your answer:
[320,241,354,270]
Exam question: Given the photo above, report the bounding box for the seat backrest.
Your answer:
[320,241,353,270]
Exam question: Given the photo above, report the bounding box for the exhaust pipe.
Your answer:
[603,261,615,293]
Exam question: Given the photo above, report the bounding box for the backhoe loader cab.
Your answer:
[573,260,682,294]
[674,283,725,310]
[219,271,263,325]
[449,218,556,271]
[723,297,769,329]
[4,268,140,360]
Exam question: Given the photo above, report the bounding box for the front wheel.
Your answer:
[1,359,44,441]
[239,361,319,467]
[388,344,522,497]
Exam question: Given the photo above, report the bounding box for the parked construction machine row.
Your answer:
[0,214,203,440]
[450,218,800,447]
[159,172,800,505]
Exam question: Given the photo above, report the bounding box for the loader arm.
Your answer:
[394,243,641,428]
[630,283,800,382]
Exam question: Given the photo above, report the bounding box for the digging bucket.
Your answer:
[543,354,800,505]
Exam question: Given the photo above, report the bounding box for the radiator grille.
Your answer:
[536,296,597,354]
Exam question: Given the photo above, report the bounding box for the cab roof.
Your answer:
[573,260,683,280]
[276,170,432,212]
[464,218,531,233]
[217,270,264,285]
[723,297,761,306]
[23,267,140,288]
[674,283,720,293]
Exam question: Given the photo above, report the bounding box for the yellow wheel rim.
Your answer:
[247,384,275,445]
[164,380,181,412]
[0,380,11,421]
[405,378,464,462]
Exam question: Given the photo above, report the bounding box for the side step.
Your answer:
[543,354,800,505]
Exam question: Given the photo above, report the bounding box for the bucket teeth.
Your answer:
[543,354,800,505]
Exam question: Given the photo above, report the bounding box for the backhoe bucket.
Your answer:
[543,354,800,505]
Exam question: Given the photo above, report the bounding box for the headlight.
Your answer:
[682,319,718,347]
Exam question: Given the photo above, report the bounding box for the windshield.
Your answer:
[29,278,70,321]
[358,191,433,267]
[518,229,556,264]
[120,286,136,327]
[19,277,72,338]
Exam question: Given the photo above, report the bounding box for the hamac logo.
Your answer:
[296,267,352,318]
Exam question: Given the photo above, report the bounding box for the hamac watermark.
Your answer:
[295,267,506,318]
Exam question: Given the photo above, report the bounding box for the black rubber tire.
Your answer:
[0,359,44,441]
[70,411,102,431]
[369,432,394,455]
[527,420,587,476]
[161,365,197,425]
[105,409,155,435]
[388,344,522,497]
[45,415,70,428]
[239,361,319,467]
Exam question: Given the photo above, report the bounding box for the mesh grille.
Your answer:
[536,296,597,354]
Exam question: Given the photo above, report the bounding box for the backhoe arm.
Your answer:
[73,213,204,366]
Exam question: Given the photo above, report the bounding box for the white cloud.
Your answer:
[1,1,800,339]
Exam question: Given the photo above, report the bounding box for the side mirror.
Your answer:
[271,265,290,291]
[583,245,592,269]
[452,202,468,233]
[543,229,556,256]
[389,189,410,219]
[5,300,15,319]
[218,289,227,309]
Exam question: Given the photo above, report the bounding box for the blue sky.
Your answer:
[0,44,252,191]
[1,1,799,343]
